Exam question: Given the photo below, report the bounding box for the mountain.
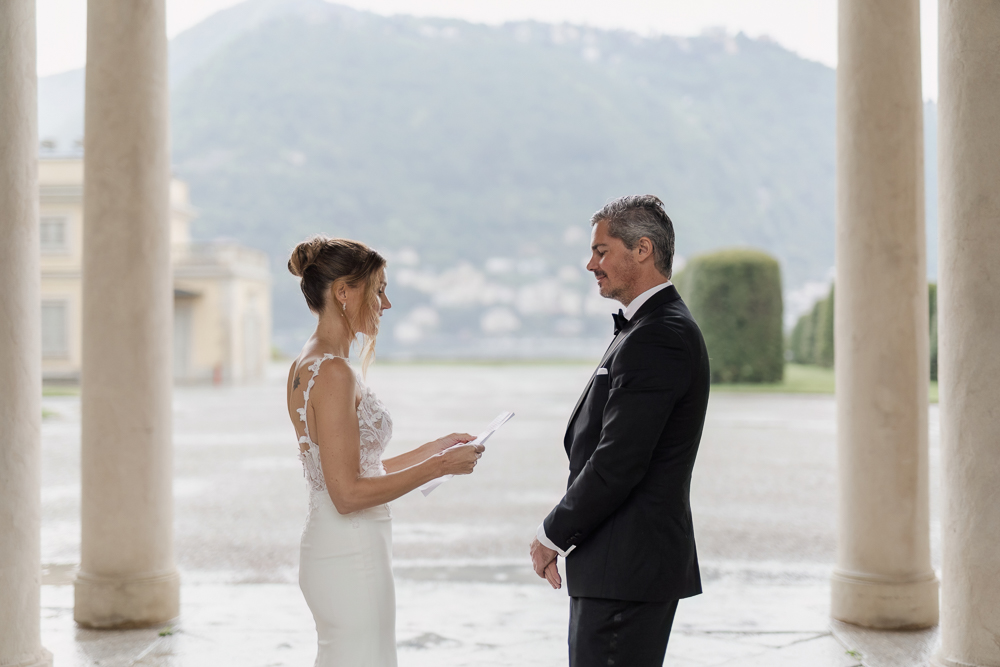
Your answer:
[37,0,938,355]
[170,4,838,274]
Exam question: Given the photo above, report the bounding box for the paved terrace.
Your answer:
[39,363,941,666]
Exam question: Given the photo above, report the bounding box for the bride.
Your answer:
[285,235,485,666]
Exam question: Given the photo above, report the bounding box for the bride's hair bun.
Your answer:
[288,236,326,277]
[287,235,386,316]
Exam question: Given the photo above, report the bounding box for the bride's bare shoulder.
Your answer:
[289,345,350,390]
[302,356,355,403]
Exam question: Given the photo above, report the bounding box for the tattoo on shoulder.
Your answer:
[293,375,301,390]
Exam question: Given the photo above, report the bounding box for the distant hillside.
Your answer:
[170,0,841,349]
[38,0,938,355]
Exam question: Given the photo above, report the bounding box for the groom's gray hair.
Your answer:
[591,195,676,279]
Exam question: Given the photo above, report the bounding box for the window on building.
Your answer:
[41,301,69,359]
[40,216,69,253]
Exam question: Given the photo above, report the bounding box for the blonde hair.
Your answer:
[288,235,386,374]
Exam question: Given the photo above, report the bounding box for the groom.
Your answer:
[530,195,710,666]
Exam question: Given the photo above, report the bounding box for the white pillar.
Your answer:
[0,1,53,666]
[74,0,179,628]
[935,2,1000,665]
[831,0,938,629]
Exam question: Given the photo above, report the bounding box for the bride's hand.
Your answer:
[436,442,486,476]
[428,432,476,454]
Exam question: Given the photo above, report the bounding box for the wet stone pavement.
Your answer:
[39,363,941,666]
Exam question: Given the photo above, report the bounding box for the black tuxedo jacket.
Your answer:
[543,285,710,603]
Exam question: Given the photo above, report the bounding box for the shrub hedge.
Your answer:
[678,248,784,383]
[790,282,938,379]
[790,285,834,367]
[929,283,938,382]
[789,299,815,365]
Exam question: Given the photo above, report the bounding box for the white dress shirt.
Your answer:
[623,281,672,320]
[536,280,673,557]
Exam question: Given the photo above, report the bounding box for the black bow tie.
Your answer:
[612,309,631,335]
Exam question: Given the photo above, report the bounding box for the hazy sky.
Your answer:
[38,0,940,98]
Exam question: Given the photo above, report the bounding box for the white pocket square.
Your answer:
[595,368,609,376]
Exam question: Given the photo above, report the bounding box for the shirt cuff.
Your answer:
[537,522,576,557]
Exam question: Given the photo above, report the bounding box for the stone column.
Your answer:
[75,0,179,628]
[831,0,938,629]
[0,2,54,666]
[934,2,1000,665]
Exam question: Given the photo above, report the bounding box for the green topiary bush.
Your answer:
[680,248,784,383]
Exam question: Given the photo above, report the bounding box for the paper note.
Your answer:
[418,411,514,497]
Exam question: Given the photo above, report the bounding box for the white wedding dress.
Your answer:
[296,354,397,666]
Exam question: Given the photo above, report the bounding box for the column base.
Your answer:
[5,649,53,667]
[831,568,939,629]
[931,654,999,667]
[74,569,180,629]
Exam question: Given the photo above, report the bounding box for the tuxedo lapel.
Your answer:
[598,328,629,367]
[563,287,681,444]
[566,374,596,441]
[565,328,626,440]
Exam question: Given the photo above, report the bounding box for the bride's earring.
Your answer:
[341,301,347,316]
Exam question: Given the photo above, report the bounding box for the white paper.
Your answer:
[418,411,514,496]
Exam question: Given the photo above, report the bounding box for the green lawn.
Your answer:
[42,385,80,397]
[713,363,939,402]
[40,363,942,402]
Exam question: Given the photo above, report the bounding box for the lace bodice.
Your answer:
[297,354,393,496]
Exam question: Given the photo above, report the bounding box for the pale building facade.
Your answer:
[38,158,272,384]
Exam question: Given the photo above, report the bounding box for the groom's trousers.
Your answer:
[568,596,679,667]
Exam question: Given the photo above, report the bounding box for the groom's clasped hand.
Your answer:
[530,539,562,590]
